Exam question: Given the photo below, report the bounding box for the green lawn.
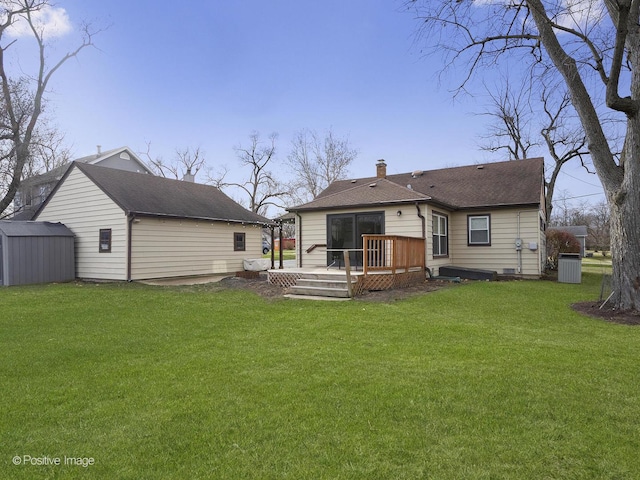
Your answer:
[2,274,639,479]
[263,249,296,261]
[582,251,613,275]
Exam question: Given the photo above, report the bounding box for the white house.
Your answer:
[287,158,547,279]
[13,146,152,220]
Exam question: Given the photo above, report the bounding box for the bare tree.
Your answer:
[212,131,289,215]
[479,79,538,160]
[142,143,206,181]
[0,0,98,215]
[287,128,358,203]
[406,0,640,311]
[480,80,591,221]
[539,87,592,222]
[20,122,72,178]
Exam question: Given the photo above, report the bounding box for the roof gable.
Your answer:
[74,146,151,173]
[292,178,430,211]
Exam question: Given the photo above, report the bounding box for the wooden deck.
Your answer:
[269,235,426,294]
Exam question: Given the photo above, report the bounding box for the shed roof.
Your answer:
[0,221,74,237]
[290,157,544,212]
[37,162,273,226]
[549,225,588,237]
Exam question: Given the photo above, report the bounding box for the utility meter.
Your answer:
[515,238,523,250]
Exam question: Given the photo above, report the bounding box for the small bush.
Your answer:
[546,230,581,270]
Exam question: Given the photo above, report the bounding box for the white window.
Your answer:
[468,215,491,245]
[432,212,448,256]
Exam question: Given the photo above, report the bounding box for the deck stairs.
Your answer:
[285,272,358,300]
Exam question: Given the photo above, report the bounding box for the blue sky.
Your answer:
[10,0,605,213]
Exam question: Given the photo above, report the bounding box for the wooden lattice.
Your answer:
[361,271,425,292]
[268,271,302,288]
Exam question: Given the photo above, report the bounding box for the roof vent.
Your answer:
[477,165,484,170]
[407,184,412,190]
[369,182,377,188]
[411,170,423,178]
[351,179,357,183]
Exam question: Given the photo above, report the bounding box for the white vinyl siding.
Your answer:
[130,218,262,280]
[298,205,542,277]
[296,205,424,268]
[35,168,128,280]
[449,208,542,276]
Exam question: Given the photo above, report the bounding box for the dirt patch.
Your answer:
[215,275,455,302]
[571,301,640,326]
[217,275,286,299]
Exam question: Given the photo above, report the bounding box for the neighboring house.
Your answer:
[548,225,588,257]
[33,162,273,281]
[13,146,152,220]
[287,157,547,278]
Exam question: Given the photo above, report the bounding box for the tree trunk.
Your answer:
[608,115,640,310]
[527,0,640,310]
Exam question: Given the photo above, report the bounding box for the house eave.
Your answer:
[288,198,432,213]
[128,211,277,227]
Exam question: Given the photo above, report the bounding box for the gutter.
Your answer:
[127,213,135,282]
[295,212,302,268]
[416,202,427,271]
[415,202,426,239]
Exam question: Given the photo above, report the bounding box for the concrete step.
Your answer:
[287,285,351,298]
[295,278,352,289]
[296,272,359,282]
[285,272,358,299]
[284,294,352,302]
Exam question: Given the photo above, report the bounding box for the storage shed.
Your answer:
[0,221,75,286]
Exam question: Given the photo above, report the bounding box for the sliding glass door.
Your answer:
[327,212,384,267]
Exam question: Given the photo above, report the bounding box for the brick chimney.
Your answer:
[376,159,387,178]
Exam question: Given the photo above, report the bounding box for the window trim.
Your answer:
[432,211,449,257]
[234,232,246,252]
[99,228,112,253]
[467,214,491,246]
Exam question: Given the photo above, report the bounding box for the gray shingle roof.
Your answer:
[0,220,74,237]
[290,157,544,212]
[38,162,273,225]
[293,178,430,211]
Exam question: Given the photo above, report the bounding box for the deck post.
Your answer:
[343,250,354,298]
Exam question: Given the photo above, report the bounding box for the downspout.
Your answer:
[278,220,284,269]
[517,212,522,274]
[415,202,426,239]
[416,202,427,273]
[127,213,135,282]
[296,212,302,268]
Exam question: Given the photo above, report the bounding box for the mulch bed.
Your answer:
[571,301,640,326]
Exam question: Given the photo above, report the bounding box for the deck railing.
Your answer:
[362,235,425,275]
